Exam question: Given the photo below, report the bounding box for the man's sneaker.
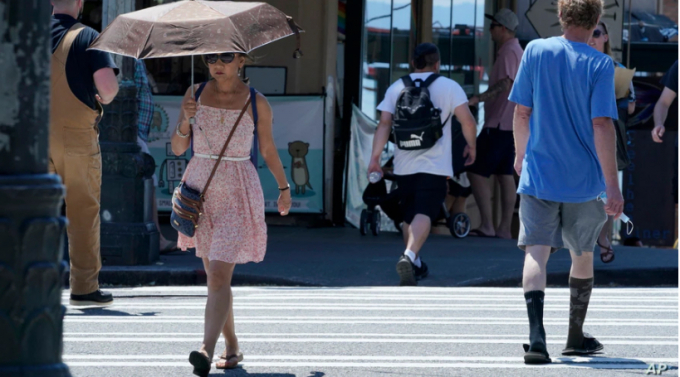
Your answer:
[396,255,417,286]
[70,290,113,307]
[414,260,429,281]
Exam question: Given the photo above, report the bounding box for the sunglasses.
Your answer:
[592,29,606,38]
[490,23,502,30]
[204,53,236,64]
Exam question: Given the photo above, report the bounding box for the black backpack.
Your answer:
[391,74,449,150]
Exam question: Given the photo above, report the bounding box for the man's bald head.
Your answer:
[52,0,77,6]
[52,0,83,18]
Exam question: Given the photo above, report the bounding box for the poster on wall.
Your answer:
[149,94,325,214]
[147,96,192,211]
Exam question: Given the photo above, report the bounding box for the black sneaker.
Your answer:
[396,255,417,286]
[414,260,429,281]
[70,289,113,307]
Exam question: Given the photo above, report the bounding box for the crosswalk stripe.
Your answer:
[62,332,680,339]
[61,337,678,345]
[61,287,679,294]
[63,315,677,321]
[63,361,673,369]
[62,296,679,302]
[63,355,679,363]
[66,304,676,312]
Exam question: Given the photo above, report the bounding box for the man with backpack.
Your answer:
[368,43,478,286]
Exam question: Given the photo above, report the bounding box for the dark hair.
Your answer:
[413,43,440,70]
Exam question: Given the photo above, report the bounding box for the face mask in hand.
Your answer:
[597,192,633,235]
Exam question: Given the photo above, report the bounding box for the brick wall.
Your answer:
[663,0,678,23]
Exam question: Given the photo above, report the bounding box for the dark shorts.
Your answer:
[448,175,472,198]
[467,127,515,177]
[396,173,447,224]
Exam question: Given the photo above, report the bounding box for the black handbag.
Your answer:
[171,96,252,237]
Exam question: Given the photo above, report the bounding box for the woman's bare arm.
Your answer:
[171,86,198,156]
[255,93,291,215]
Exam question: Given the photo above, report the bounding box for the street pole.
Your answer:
[0,2,70,377]
[98,0,159,266]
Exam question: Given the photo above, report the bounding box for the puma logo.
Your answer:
[410,132,424,141]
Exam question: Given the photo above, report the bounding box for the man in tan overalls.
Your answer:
[51,0,119,306]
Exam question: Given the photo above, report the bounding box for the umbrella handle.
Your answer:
[287,17,303,59]
[190,55,196,125]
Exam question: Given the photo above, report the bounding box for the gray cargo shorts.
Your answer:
[518,194,607,255]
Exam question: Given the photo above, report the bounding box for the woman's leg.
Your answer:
[198,259,236,359]
[221,293,238,356]
[202,258,238,356]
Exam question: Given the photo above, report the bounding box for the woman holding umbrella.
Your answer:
[174,53,292,373]
[172,52,291,374]
[88,2,302,374]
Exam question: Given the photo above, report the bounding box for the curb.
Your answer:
[64,267,679,288]
[65,270,320,288]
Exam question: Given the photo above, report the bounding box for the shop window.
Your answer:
[432,0,486,96]
[361,0,394,120]
[390,0,413,83]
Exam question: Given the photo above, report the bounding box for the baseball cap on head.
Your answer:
[485,8,519,32]
[413,43,440,69]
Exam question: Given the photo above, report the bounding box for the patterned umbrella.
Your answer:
[89,0,303,59]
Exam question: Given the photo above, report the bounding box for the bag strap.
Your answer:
[200,96,252,199]
[401,75,415,88]
[422,73,440,88]
[194,81,208,101]
[249,87,259,166]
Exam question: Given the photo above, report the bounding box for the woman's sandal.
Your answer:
[188,351,211,377]
[216,351,243,369]
[597,241,615,264]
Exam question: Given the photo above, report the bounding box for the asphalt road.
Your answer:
[63,286,678,377]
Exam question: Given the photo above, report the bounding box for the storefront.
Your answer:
[82,0,339,220]
[80,0,676,243]
[341,0,678,245]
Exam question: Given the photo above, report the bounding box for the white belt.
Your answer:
[193,153,250,161]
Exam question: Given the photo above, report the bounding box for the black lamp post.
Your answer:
[0,1,71,376]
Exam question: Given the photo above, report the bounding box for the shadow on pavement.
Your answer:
[554,356,679,370]
[208,369,298,376]
[66,309,158,317]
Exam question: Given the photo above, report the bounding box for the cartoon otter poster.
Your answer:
[288,141,313,195]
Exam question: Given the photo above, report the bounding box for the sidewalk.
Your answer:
[86,225,679,288]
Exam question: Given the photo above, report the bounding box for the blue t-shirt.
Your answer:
[509,37,618,203]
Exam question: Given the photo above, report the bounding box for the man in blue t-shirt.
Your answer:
[508,0,624,365]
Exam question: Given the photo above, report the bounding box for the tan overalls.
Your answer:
[50,23,103,295]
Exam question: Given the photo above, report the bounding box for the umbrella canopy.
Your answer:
[89,0,303,59]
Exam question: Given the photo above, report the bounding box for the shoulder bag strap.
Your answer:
[194,81,208,101]
[200,96,252,199]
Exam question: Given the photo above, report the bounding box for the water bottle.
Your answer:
[368,171,383,184]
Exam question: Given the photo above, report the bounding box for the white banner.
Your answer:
[345,105,396,232]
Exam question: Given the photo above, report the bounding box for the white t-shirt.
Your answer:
[377,72,468,177]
